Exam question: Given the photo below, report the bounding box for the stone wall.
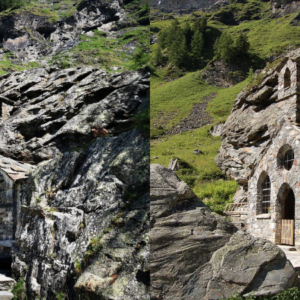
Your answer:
[247,121,300,247]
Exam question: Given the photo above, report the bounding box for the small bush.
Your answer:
[74,260,82,276]
[132,46,149,69]
[55,292,65,300]
[12,278,25,300]
[134,109,150,134]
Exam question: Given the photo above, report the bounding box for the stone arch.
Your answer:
[257,171,271,214]
[275,183,295,244]
[284,68,291,88]
[277,144,294,170]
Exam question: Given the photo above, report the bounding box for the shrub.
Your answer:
[0,0,24,11]
[12,278,25,300]
[214,31,235,62]
[55,292,65,300]
[134,109,150,133]
[132,46,149,69]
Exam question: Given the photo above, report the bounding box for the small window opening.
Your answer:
[262,176,271,214]
[284,150,294,170]
[284,68,291,88]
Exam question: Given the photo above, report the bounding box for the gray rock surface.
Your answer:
[201,59,247,87]
[271,0,300,16]
[0,292,13,300]
[0,66,149,164]
[150,164,298,300]
[12,129,149,299]
[0,64,150,299]
[0,275,15,293]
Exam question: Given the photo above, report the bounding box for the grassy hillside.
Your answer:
[150,0,300,213]
[48,27,150,71]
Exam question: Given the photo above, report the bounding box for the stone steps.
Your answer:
[0,292,13,300]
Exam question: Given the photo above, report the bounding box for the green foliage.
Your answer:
[152,44,164,66]
[194,180,238,214]
[12,278,25,300]
[0,0,24,11]
[49,207,56,214]
[214,31,235,62]
[150,126,166,139]
[207,79,249,123]
[37,197,42,204]
[74,259,82,276]
[193,16,207,33]
[132,46,149,69]
[78,234,105,272]
[235,33,250,56]
[224,287,300,300]
[134,108,150,133]
[183,21,193,47]
[151,71,216,131]
[55,292,65,300]
[191,31,204,66]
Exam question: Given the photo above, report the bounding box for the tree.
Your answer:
[214,31,235,62]
[193,16,207,33]
[152,45,164,66]
[168,29,188,67]
[183,22,193,48]
[235,33,250,56]
[191,31,204,66]
[158,19,180,49]
[0,0,24,11]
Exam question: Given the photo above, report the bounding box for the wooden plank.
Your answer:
[281,219,294,245]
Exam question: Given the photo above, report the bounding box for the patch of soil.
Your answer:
[167,93,217,135]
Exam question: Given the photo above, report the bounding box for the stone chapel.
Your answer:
[224,54,300,248]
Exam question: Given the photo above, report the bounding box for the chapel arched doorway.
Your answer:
[278,185,295,245]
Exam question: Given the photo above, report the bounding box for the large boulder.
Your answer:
[150,164,298,300]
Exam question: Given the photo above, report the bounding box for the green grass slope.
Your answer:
[150,0,300,213]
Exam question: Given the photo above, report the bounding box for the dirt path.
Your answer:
[167,93,217,136]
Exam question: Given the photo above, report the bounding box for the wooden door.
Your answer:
[281,219,294,245]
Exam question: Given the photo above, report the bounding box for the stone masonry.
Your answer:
[219,49,300,249]
[0,156,34,257]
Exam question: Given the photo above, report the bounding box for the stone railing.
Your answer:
[224,203,248,215]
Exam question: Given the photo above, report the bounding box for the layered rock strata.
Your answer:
[0,65,151,299]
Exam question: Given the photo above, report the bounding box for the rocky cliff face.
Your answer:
[13,129,149,299]
[0,65,150,299]
[271,0,300,16]
[0,66,149,164]
[150,164,298,299]
[0,0,149,69]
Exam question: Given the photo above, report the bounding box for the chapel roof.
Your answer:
[0,155,35,181]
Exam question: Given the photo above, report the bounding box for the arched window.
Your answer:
[277,144,294,170]
[284,150,294,170]
[262,175,271,214]
[284,68,291,88]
